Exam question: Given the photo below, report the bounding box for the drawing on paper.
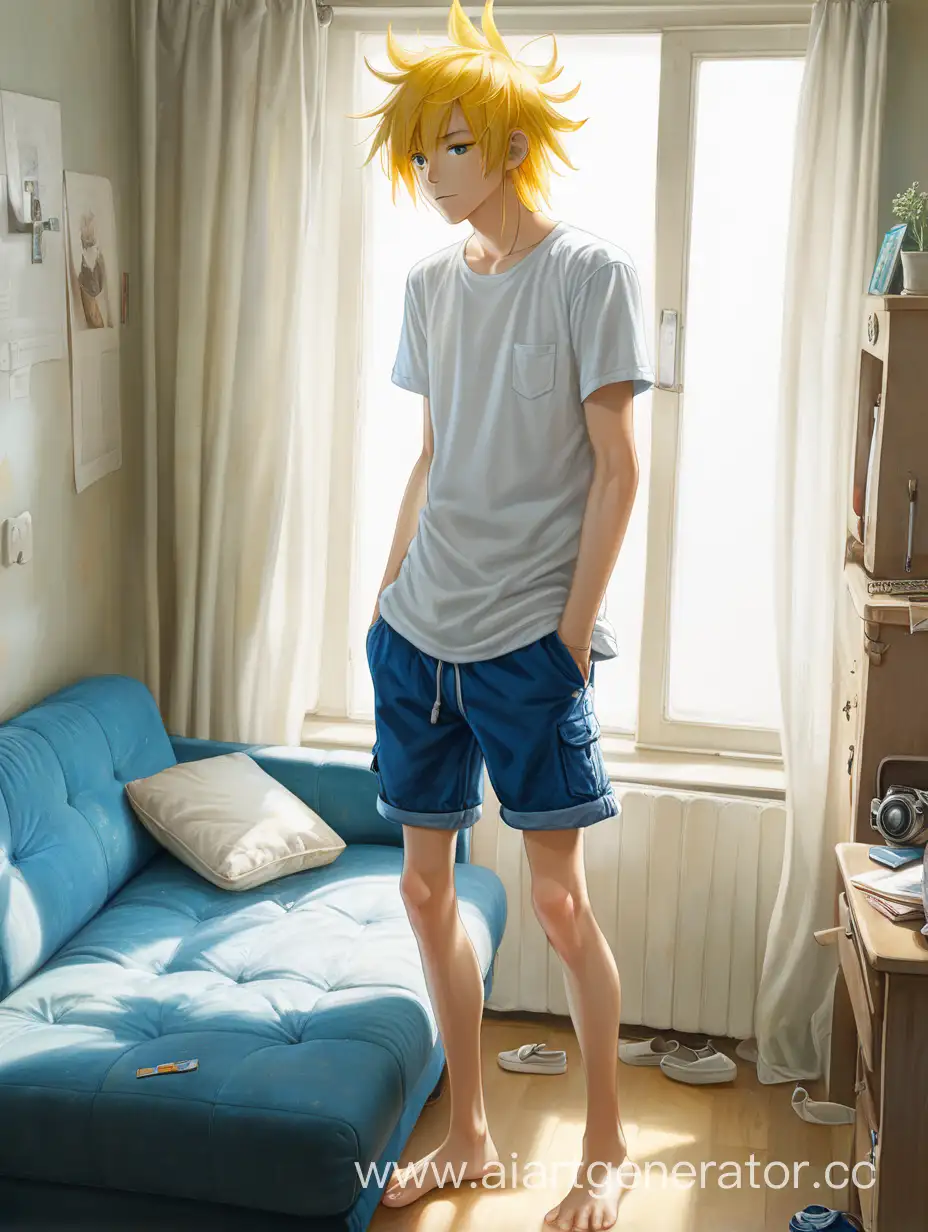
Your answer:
[63,171,121,492]
[65,177,117,331]
[75,212,110,328]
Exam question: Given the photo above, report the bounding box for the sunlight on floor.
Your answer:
[371,1015,853,1232]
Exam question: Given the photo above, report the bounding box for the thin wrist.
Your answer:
[559,633,592,652]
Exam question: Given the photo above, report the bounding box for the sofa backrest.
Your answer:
[170,737,472,864]
[0,675,176,1000]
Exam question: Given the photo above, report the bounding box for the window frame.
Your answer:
[315,5,810,773]
[638,24,807,760]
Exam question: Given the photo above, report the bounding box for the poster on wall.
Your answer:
[0,90,67,404]
[63,171,121,493]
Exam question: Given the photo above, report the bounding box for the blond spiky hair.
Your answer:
[352,0,586,210]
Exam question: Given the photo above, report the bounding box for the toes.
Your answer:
[382,1187,412,1208]
[381,1175,409,1205]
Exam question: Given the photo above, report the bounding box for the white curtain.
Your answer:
[132,0,328,744]
[755,0,888,1083]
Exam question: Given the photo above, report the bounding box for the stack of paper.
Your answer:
[851,863,925,924]
[863,894,924,923]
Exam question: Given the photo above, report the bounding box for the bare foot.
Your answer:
[381,1130,500,1208]
[544,1136,634,1231]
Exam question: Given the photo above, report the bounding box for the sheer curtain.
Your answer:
[755,0,888,1083]
[133,0,328,743]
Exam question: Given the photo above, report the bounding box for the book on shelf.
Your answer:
[869,844,924,869]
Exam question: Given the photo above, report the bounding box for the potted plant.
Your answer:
[892,182,928,293]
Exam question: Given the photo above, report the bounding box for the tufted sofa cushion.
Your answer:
[0,676,175,1000]
[0,675,509,1221]
[0,842,506,1217]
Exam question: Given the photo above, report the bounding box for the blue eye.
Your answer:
[449,144,470,156]
[411,154,426,169]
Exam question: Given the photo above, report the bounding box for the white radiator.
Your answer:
[478,785,786,1041]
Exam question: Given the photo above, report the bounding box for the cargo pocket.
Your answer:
[557,708,608,798]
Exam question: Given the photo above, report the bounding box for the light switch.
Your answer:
[1,511,32,566]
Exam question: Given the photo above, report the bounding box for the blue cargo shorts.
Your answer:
[366,615,619,832]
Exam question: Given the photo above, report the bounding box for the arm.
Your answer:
[558,380,640,683]
[369,396,434,627]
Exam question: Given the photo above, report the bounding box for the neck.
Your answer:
[465,175,549,261]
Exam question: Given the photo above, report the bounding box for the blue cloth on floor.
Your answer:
[790,1206,859,1231]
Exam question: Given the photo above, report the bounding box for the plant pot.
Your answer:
[900,250,928,294]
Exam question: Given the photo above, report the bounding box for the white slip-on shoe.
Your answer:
[736,1038,759,1064]
[497,1042,568,1075]
[659,1041,737,1085]
[618,1035,681,1067]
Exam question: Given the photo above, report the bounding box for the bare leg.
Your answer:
[522,828,630,1232]
[381,824,499,1207]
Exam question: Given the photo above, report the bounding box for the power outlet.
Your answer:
[1,512,33,565]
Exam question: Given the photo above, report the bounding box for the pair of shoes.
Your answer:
[619,1035,737,1085]
[789,1205,863,1231]
[497,1042,567,1075]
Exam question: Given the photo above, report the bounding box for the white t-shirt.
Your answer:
[380,219,654,664]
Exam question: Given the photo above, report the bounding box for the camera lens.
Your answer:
[880,798,915,842]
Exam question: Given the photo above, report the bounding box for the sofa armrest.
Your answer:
[169,736,472,863]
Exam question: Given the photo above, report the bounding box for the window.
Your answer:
[325,13,806,761]
[666,57,802,734]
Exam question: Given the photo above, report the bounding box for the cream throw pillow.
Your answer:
[125,752,346,891]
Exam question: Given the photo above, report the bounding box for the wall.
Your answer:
[879,0,928,236]
[0,0,142,721]
[0,0,921,725]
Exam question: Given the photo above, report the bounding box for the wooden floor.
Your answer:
[371,1012,852,1232]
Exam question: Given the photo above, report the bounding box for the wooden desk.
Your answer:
[835,843,928,1231]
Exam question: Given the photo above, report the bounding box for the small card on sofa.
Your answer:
[125,752,345,891]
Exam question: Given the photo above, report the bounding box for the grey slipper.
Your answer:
[497,1042,567,1075]
[659,1040,737,1085]
[618,1035,681,1066]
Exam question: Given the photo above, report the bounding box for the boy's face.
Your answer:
[410,101,521,225]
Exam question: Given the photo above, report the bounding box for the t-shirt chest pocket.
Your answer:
[512,342,557,400]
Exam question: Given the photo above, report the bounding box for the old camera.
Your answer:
[870,784,928,846]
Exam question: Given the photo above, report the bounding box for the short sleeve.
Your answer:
[569,260,654,404]
[391,272,429,397]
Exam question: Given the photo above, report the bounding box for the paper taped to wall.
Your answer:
[0,90,66,369]
[63,171,121,492]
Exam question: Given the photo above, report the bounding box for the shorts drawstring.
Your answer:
[430,660,466,724]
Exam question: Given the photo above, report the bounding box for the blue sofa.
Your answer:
[0,675,507,1230]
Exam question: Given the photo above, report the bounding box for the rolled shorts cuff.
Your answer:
[376,797,482,831]
[500,789,619,832]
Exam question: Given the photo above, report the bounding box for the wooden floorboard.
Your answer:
[370,1012,853,1232]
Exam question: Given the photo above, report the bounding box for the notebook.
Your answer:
[851,863,925,906]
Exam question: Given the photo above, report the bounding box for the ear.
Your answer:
[507,129,529,171]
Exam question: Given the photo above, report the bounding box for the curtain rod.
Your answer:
[314,2,815,28]
[315,1,814,10]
